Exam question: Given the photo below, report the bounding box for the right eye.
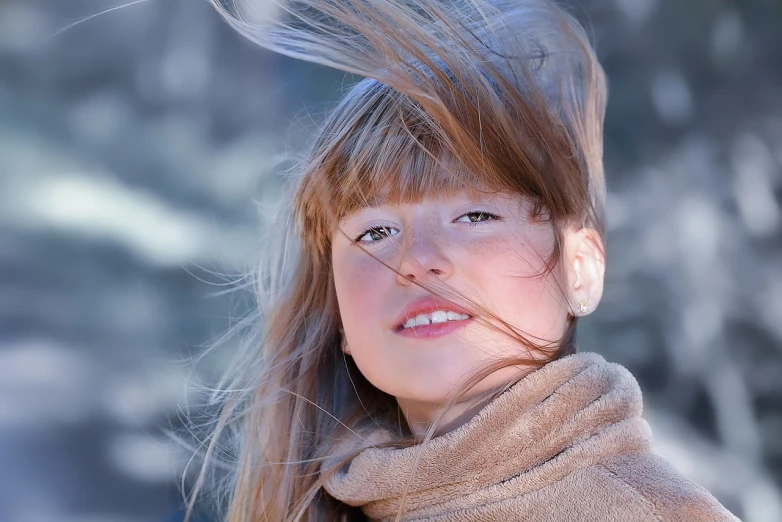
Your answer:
[355,226,399,243]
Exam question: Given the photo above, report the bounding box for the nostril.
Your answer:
[429,268,443,276]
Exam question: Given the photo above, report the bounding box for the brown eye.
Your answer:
[355,226,399,243]
[455,211,500,224]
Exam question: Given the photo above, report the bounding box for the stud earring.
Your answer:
[579,299,588,314]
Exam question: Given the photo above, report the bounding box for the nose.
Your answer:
[396,229,454,286]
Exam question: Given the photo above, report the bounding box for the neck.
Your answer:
[397,389,503,438]
[397,368,536,438]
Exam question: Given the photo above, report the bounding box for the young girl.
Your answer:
[192,0,740,520]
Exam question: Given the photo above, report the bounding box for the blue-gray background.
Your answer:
[1,0,781,521]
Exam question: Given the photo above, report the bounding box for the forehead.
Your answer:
[338,191,531,228]
[333,149,520,219]
[353,181,503,210]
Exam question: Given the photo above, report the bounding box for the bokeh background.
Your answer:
[1,0,781,521]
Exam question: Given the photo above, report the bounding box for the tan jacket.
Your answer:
[324,353,739,521]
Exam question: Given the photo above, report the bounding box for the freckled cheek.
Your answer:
[459,235,541,276]
[465,230,554,273]
[333,253,394,329]
[458,236,561,319]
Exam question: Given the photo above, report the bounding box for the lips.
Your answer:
[401,310,471,329]
[393,296,473,330]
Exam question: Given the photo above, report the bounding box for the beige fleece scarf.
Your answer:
[324,353,655,520]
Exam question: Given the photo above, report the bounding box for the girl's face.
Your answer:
[332,191,577,415]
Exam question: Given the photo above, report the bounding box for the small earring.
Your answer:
[579,299,588,314]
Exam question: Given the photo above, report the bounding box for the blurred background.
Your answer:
[0,0,780,521]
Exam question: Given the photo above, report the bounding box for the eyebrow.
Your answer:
[337,193,392,223]
[355,191,392,209]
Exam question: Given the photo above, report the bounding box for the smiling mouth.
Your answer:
[397,310,472,330]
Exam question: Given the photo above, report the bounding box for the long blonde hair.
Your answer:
[189,1,607,520]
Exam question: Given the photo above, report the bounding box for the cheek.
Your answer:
[462,229,552,280]
[332,251,391,333]
[461,231,567,336]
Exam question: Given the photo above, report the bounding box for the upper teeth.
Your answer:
[402,310,470,329]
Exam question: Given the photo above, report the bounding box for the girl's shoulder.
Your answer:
[578,451,740,522]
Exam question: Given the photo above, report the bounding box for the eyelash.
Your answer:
[354,225,398,243]
[353,211,500,243]
[457,210,501,226]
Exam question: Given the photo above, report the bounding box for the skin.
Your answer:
[331,191,605,437]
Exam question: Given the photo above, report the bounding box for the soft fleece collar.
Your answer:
[324,352,652,520]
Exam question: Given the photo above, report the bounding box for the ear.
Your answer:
[562,227,605,316]
[339,327,351,355]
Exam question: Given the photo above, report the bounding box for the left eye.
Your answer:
[355,225,399,243]
[454,211,500,224]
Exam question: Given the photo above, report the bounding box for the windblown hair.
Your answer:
[190,1,607,520]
